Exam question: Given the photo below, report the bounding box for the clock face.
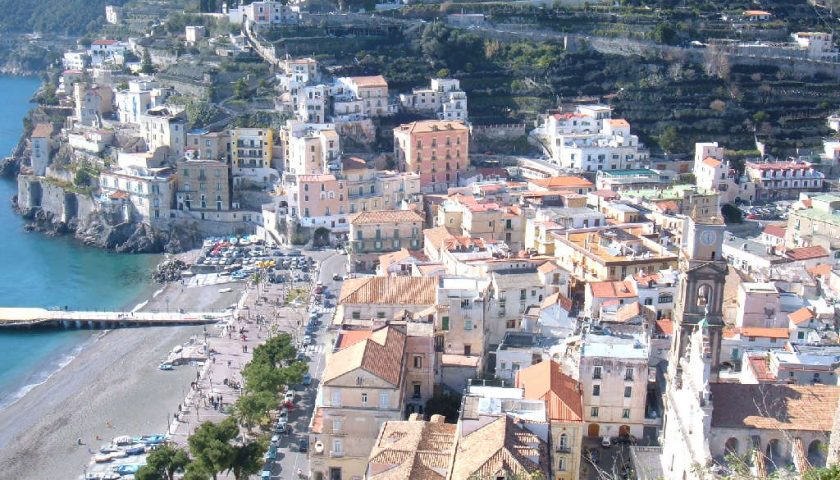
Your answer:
[700,230,717,246]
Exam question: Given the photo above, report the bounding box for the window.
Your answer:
[413,383,421,398]
[558,458,567,471]
[333,418,343,433]
[332,438,343,455]
[624,386,632,398]
[622,409,630,419]
[352,311,361,320]
[591,407,599,417]
[376,311,385,319]
[644,298,653,306]
[592,385,600,396]
[559,433,569,451]
[506,319,517,329]
[442,316,450,330]
[331,390,341,407]
[379,392,389,408]
[361,393,368,405]
[464,319,473,331]
[593,366,602,380]
[625,368,634,381]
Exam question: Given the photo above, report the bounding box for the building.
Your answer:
[393,120,469,194]
[74,83,114,127]
[577,332,650,439]
[365,414,456,480]
[30,124,52,176]
[744,161,825,200]
[540,105,648,172]
[786,194,840,250]
[139,106,186,159]
[283,123,339,176]
[115,79,169,125]
[348,210,424,273]
[341,157,421,215]
[693,142,756,204]
[230,0,299,26]
[186,130,231,164]
[336,276,438,326]
[185,26,206,44]
[436,276,490,390]
[399,78,468,121]
[231,127,276,184]
[792,32,838,61]
[437,196,526,251]
[595,168,677,192]
[105,5,121,24]
[291,174,347,232]
[517,360,585,480]
[175,159,231,215]
[335,76,389,117]
[99,166,175,224]
[309,326,407,480]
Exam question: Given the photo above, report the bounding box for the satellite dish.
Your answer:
[314,441,324,453]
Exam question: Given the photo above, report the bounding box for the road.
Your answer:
[270,249,347,479]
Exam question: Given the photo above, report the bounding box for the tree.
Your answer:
[141,48,155,74]
[652,22,677,45]
[436,68,450,79]
[135,444,191,480]
[658,126,684,154]
[804,465,840,480]
[188,418,239,480]
[234,78,248,100]
[234,391,276,431]
[227,440,266,480]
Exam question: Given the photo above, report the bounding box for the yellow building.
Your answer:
[231,127,273,171]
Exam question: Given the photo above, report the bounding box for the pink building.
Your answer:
[393,120,469,194]
[294,174,348,230]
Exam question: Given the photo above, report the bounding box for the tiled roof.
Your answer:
[655,319,673,335]
[31,123,53,138]
[748,356,777,382]
[92,39,118,45]
[347,75,388,88]
[763,224,787,238]
[702,157,722,168]
[541,292,572,312]
[396,120,468,134]
[788,307,816,326]
[451,416,548,479]
[736,327,790,339]
[589,280,636,298]
[537,260,558,274]
[633,272,662,287]
[709,384,839,431]
[349,209,423,225]
[516,360,583,422]
[342,156,369,170]
[615,301,643,323]
[743,9,771,15]
[368,418,456,480]
[423,226,456,249]
[322,325,406,386]
[339,276,438,305]
[336,329,373,350]
[609,119,630,128]
[529,176,593,190]
[785,246,829,261]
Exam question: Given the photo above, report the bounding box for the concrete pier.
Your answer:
[0,307,229,329]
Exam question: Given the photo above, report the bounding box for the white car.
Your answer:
[601,436,612,448]
[284,391,295,403]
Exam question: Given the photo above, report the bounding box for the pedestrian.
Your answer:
[77,437,82,446]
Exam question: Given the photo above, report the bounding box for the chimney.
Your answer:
[430,414,445,424]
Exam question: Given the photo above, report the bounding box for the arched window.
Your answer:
[559,433,568,450]
[697,284,711,308]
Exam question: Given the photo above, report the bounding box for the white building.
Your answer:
[540,105,648,172]
[283,122,340,176]
[115,79,169,125]
[185,26,206,44]
[334,76,390,117]
[399,78,468,121]
[296,84,328,124]
[105,5,121,24]
[693,142,756,204]
[229,1,299,26]
[139,106,186,159]
[30,124,52,176]
[63,51,88,70]
[99,166,175,224]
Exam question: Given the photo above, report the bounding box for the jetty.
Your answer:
[0,307,230,329]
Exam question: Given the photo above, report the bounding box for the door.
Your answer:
[619,425,631,438]
[588,423,600,437]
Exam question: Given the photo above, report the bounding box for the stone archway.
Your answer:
[725,437,739,456]
[809,440,826,468]
[588,423,600,437]
[766,438,784,470]
[313,227,330,247]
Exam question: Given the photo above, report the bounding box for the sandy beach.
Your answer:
[0,280,245,480]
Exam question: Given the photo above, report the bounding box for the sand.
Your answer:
[0,281,246,480]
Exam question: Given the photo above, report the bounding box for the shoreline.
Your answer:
[0,263,247,480]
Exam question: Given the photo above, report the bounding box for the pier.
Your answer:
[0,307,230,329]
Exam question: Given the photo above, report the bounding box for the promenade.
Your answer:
[0,307,229,328]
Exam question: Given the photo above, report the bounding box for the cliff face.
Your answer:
[15,175,200,253]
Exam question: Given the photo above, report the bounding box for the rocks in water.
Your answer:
[0,156,20,178]
[153,258,187,283]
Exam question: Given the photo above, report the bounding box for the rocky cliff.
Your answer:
[15,175,202,253]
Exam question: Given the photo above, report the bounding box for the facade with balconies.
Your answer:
[347,210,424,272]
[745,161,825,200]
[399,77,468,121]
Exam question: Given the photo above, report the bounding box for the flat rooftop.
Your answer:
[581,333,648,359]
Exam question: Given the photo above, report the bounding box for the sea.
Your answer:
[0,76,160,409]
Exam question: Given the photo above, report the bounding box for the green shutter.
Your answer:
[442,316,450,331]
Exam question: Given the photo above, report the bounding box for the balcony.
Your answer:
[329,451,344,458]
[556,446,572,454]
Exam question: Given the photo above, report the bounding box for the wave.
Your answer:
[0,332,103,411]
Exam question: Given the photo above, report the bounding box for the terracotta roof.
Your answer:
[516,360,583,422]
[336,329,373,350]
[310,406,324,433]
[785,246,829,261]
[380,248,413,272]
[368,418,456,480]
[441,354,480,367]
[788,307,816,326]
[747,162,812,171]
[808,263,832,277]
[339,276,437,305]
[451,416,548,479]
[298,174,337,183]
[529,176,593,190]
[615,301,643,323]
[347,75,388,88]
[537,260,558,274]
[109,191,129,200]
[31,123,53,138]
[652,200,679,213]
[702,157,722,168]
[709,384,840,431]
[743,9,771,16]
[592,189,620,199]
[541,292,572,312]
[738,327,790,339]
[92,39,118,45]
[589,280,636,299]
[633,271,662,287]
[322,325,406,386]
[608,119,630,128]
[349,210,424,225]
[342,156,369,170]
[395,120,469,134]
[748,356,777,382]
[655,319,674,335]
[423,226,455,249]
[763,225,787,238]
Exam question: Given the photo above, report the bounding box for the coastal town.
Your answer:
[7,0,840,479]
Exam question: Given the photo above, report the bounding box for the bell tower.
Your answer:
[669,213,727,379]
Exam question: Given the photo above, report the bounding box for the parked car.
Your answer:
[333,273,342,281]
[302,373,312,386]
[284,391,295,403]
[601,436,612,448]
[298,438,309,452]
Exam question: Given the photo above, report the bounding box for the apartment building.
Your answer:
[139,106,186,159]
[297,84,328,124]
[553,226,678,282]
[334,76,389,117]
[309,326,407,480]
[186,129,230,164]
[744,161,825,200]
[342,157,421,215]
[283,122,340,176]
[30,124,52,177]
[786,194,840,250]
[693,142,756,203]
[231,127,273,171]
[577,333,649,439]
[436,196,526,251]
[74,82,114,127]
[393,120,469,194]
[517,360,585,480]
[541,105,647,172]
[99,166,175,225]
[174,159,231,215]
[399,77,468,121]
[348,210,424,272]
[336,276,438,327]
[487,269,547,346]
[115,79,170,125]
[290,174,347,231]
[437,276,490,389]
[229,0,299,26]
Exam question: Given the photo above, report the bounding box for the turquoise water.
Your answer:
[0,76,159,407]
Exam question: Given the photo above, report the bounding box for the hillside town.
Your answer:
[14,1,840,479]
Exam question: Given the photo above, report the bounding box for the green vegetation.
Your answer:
[721,203,743,224]
[0,0,122,35]
[135,444,190,480]
[285,287,309,304]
